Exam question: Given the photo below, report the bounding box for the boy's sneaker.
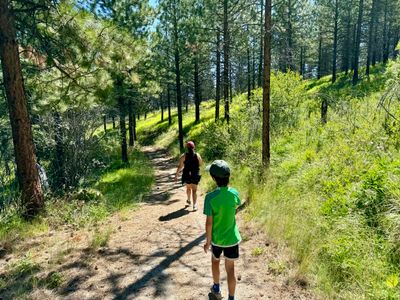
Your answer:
[210,285,222,300]
[193,204,198,211]
[186,199,191,205]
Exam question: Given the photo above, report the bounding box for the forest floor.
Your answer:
[0,147,316,299]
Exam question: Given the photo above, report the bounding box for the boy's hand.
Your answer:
[204,242,211,253]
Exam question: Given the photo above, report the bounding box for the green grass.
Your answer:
[0,254,42,298]
[89,226,113,251]
[0,254,66,298]
[136,62,400,299]
[0,136,154,250]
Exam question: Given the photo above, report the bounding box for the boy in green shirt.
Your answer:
[203,160,241,300]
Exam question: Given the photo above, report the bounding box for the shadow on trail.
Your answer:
[158,207,190,222]
[112,233,206,300]
[208,292,220,300]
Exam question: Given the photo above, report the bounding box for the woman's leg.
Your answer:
[191,184,198,207]
[186,184,192,204]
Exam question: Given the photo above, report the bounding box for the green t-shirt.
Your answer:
[203,187,241,247]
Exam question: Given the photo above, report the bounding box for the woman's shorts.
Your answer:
[181,174,201,185]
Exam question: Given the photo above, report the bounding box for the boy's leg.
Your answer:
[212,256,220,284]
[225,259,236,298]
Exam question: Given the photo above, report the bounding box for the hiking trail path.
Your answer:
[1,147,316,300]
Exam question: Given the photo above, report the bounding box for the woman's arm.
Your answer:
[197,153,203,166]
[174,154,185,182]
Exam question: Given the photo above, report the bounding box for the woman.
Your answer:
[175,141,203,211]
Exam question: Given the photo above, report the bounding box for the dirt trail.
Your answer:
[1,147,315,300]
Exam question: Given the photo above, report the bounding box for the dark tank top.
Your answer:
[183,152,200,176]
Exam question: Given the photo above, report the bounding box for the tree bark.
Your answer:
[321,97,328,124]
[262,0,271,168]
[332,0,339,83]
[0,0,43,218]
[133,113,137,141]
[223,0,230,123]
[160,94,164,122]
[352,0,364,85]
[247,33,251,102]
[382,0,389,64]
[103,115,107,132]
[53,111,65,190]
[167,84,172,125]
[194,55,200,123]
[351,22,357,71]
[116,78,128,163]
[342,9,352,74]
[112,115,116,129]
[317,31,323,79]
[287,0,294,71]
[258,0,264,87]
[229,62,233,103]
[173,0,184,150]
[372,11,378,66]
[215,31,221,121]
[252,39,256,89]
[300,46,304,76]
[366,0,377,76]
[128,100,134,147]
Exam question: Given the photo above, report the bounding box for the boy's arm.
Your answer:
[204,216,213,253]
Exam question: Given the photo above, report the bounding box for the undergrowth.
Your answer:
[137,62,400,299]
[0,132,154,251]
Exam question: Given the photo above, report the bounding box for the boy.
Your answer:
[203,160,241,300]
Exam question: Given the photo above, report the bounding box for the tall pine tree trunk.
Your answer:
[223,0,230,123]
[287,0,294,71]
[53,111,65,190]
[252,39,256,89]
[128,100,134,147]
[133,113,137,141]
[116,78,128,163]
[247,33,251,102]
[0,0,43,218]
[215,31,221,121]
[173,0,184,150]
[229,62,233,103]
[342,11,352,74]
[352,0,364,85]
[332,0,339,83]
[194,55,200,123]
[317,31,323,79]
[321,97,328,124]
[351,23,357,71]
[382,0,389,64]
[300,46,304,76]
[372,14,378,66]
[258,0,264,87]
[160,94,164,122]
[262,0,271,168]
[167,84,172,125]
[366,0,377,76]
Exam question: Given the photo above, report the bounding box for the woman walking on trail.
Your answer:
[175,141,203,211]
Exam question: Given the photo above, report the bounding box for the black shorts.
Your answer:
[212,244,239,260]
[181,174,201,185]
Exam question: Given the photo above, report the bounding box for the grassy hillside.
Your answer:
[137,61,400,299]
